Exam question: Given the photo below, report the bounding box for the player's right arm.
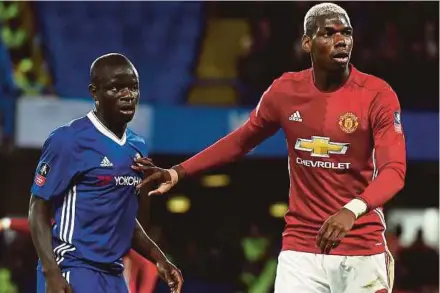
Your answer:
[28,127,76,293]
[29,196,73,293]
[134,80,282,194]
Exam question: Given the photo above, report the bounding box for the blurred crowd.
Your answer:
[1,2,438,111]
[237,2,438,110]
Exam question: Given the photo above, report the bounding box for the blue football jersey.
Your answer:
[31,111,147,274]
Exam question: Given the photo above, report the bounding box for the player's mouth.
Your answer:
[331,51,349,64]
[119,105,136,115]
[118,97,137,115]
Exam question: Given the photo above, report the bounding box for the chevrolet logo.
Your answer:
[294,136,349,158]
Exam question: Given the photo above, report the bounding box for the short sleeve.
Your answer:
[141,138,149,157]
[30,127,78,200]
[130,132,149,158]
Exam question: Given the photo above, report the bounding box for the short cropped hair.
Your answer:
[303,3,350,37]
[90,53,138,84]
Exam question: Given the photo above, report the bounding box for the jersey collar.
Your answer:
[87,111,127,146]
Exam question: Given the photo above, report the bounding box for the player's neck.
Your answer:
[94,110,126,139]
[312,65,350,92]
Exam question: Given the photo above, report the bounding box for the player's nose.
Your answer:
[119,88,134,100]
[334,33,347,48]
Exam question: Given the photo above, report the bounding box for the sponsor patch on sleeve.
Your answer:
[393,111,402,133]
[35,162,50,186]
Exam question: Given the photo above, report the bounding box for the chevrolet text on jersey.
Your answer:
[295,158,351,170]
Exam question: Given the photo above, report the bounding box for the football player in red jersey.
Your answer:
[0,217,159,293]
[134,3,406,293]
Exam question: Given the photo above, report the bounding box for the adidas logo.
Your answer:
[289,111,302,122]
[100,156,113,167]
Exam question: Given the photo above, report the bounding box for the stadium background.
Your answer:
[0,1,438,293]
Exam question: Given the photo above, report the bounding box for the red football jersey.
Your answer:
[181,65,406,255]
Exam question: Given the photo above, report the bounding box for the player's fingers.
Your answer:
[319,225,335,253]
[333,229,347,245]
[131,165,157,177]
[317,221,333,247]
[136,172,161,189]
[173,270,183,285]
[131,165,142,172]
[316,222,328,247]
[131,163,155,171]
[148,181,174,196]
[166,273,176,288]
[176,275,183,293]
[133,159,155,170]
[323,227,341,254]
[169,273,182,293]
[330,230,344,249]
[135,157,154,165]
[148,189,163,196]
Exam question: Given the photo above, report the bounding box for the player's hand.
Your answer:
[316,208,356,254]
[45,269,72,293]
[132,158,179,196]
[157,260,183,293]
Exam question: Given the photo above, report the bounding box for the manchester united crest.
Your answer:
[339,112,359,133]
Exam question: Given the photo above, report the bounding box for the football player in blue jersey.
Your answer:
[29,53,183,293]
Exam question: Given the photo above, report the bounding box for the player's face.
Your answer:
[97,65,140,124]
[306,14,353,71]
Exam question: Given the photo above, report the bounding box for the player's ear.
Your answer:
[302,35,312,53]
[89,84,97,100]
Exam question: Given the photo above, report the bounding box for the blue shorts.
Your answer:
[37,267,128,293]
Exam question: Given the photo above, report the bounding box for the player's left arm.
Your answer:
[355,87,406,210]
[131,219,183,292]
[317,86,406,254]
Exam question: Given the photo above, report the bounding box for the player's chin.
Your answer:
[327,62,348,72]
[330,57,350,69]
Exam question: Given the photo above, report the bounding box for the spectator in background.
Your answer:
[0,28,17,149]
[237,2,438,110]
[1,2,52,97]
[0,24,17,98]
[400,228,439,292]
[237,18,273,106]
[238,224,276,293]
[0,267,18,293]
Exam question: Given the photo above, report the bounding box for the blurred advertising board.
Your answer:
[15,97,439,160]
[387,208,439,250]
